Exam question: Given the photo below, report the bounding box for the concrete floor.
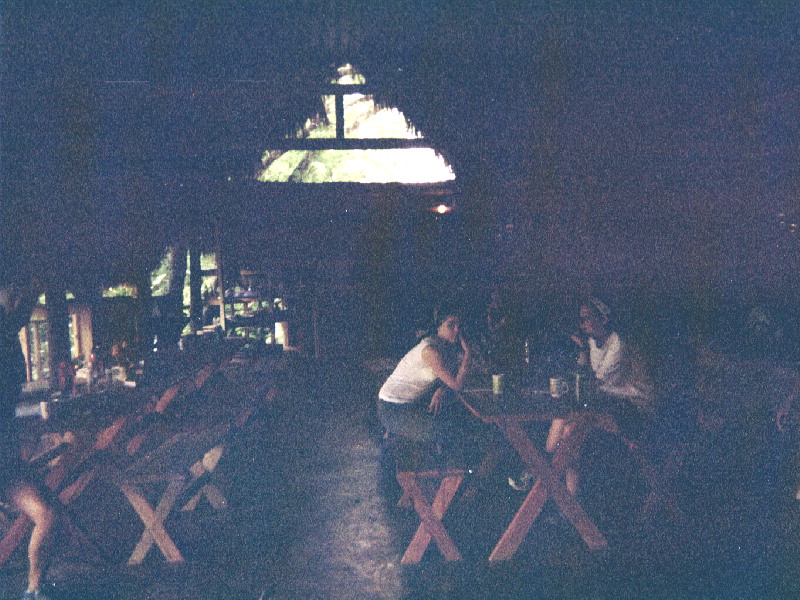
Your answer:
[3,355,800,599]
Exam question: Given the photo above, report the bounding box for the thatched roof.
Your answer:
[2,2,800,298]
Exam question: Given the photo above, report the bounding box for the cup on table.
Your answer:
[39,401,50,421]
[549,377,568,399]
[492,374,506,395]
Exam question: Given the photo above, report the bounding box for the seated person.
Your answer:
[0,282,56,600]
[486,287,516,371]
[377,305,479,463]
[512,297,654,493]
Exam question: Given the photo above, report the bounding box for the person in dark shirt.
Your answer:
[485,287,518,371]
[0,282,56,600]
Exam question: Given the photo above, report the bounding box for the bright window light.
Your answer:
[102,284,138,298]
[257,66,455,184]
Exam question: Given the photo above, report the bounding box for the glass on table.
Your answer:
[492,374,506,395]
[549,377,569,398]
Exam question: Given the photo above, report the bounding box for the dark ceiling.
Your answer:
[2,1,799,300]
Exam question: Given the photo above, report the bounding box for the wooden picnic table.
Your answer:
[0,386,151,565]
[1,362,224,566]
[458,384,620,560]
[0,348,280,567]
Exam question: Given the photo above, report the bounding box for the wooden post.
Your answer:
[335,93,345,139]
[215,226,226,332]
[136,268,154,359]
[189,247,202,334]
[45,279,71,385]
[312,288,320,360]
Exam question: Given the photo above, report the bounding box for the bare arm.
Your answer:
[422,336,472,392]
[571,333,590,367]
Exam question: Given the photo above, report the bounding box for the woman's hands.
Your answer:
[459,333,472,358]
[422,334,472,392]
[570,332,588,349]
[428,334,472,416]
[429,386,446,415]
[571,332,589,366]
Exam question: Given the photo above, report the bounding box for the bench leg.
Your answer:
[181,447,228,511]
[0,515,31,565]
[397,472,463,564]
[121,480,185,564]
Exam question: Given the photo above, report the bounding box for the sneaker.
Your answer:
[21,590,51,600]
[508,470,534,492]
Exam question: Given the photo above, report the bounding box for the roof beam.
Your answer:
[264,138,432,151]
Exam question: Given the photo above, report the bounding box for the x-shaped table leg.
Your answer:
[119,477,185,564]
[489,416,608,560]
[397,471,464,564]
[181,446,228,511]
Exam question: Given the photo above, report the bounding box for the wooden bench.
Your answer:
[393,440,467,564]
[0,361,224,567]
[106,393,260,565]
[106,423,232,564]
[77,356,269,565]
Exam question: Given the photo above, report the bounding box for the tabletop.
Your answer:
[21,387,144,427]
[459,384,585,423]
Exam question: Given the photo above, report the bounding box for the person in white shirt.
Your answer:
[536,298,654,494]
[580,300,655,417]
[378,306,475,453]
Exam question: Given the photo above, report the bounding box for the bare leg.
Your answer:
[547,419,579,495]
[565,468,579,495]
[9,482,55,593]
[546,418,566,453]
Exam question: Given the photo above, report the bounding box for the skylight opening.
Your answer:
[257,65,455,184]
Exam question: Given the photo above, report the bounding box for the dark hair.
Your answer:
[432,303,462,329]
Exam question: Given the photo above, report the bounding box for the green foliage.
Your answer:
[102,284,138,298]
[200,252,217,271]
[257,64,454,184]
[151,248,173,297]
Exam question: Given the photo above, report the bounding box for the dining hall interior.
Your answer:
[2,2,800,599]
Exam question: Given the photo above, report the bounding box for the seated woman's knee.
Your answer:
[10,483,54,525]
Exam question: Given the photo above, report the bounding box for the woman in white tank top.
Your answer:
[378,307,474,445]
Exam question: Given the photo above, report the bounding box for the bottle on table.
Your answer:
[573,359,595,409]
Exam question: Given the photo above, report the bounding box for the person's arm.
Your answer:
[422,336,472,392]
[428,385,447,415]
[591,336,626,387]
[577,334,640,399]
[571,332,590,367]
